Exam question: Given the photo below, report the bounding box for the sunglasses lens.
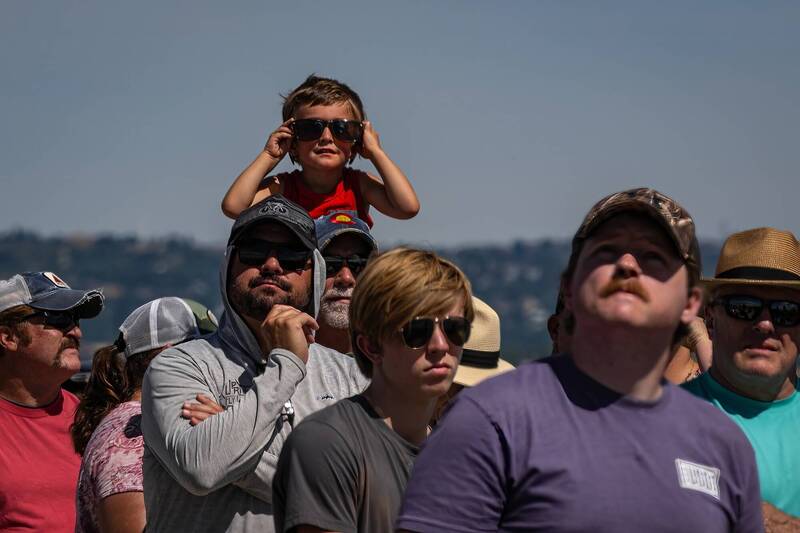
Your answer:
[770,301,800,327]
[402,318,434,349]
[325,256,369,276]
[238,247,268,266]
[724,296,762,321]
[293,119,324,141]
[277,251,311,271]
[330,120,362,142]
[443,317,471,347]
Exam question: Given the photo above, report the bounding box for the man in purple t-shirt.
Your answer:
[397,188,763,533]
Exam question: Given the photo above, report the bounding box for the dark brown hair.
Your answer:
[71,345,160,455]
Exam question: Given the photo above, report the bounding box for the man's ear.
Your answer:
[355,334,382,366]
[0,325,21,352]
[681,286,703,325]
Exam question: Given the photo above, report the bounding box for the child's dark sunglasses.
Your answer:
[21,310,80,331]
[236,241,312,272]
[292,119,363,143]
[400,316,472,349]
[713,295,800,327]
[323,255,369,277]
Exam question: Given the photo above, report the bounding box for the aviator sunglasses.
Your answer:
[292,119,363,143]
[400,316,472,349]
[21,310,80,331]
[712,295,800,328]
[323,255,370,277]
[237,240,311,272]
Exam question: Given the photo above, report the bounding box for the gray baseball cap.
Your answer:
[0,272,103,318]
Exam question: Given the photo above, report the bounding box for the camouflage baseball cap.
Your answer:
[572,187,701,278]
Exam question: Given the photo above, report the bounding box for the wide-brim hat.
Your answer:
[454,296,514,387]
[703,227,800,290]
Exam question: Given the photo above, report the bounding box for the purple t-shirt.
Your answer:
[397,356,763,533]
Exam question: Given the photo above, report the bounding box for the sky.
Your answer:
[2,1,799,248]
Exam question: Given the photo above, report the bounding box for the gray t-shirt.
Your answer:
[397,356,763,533]
[273,395,418,533]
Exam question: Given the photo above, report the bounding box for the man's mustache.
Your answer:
[60,337,80,351]
[249,274,291,291]
[599,278,650,302]
[322,287,353,302]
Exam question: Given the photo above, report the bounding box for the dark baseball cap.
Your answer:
[228,195,317,250]
[572,187,701,279]
[0,272,104,318]
[315,211,377,252]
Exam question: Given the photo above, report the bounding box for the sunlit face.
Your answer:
[568,213,698,335]
[18,316,82,379]
[319,233,372,330]
[375,297,466,399]
[292,102,358,173]
[227,222,312,322]
[708,285,800,390]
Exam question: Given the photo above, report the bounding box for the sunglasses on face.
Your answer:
[323,255,369,277]
[236,240,311,272]
[21,310,80,331]
[713,295,800,328]
[400,316,472,349]
[292,119,363,143]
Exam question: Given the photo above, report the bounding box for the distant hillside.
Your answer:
[0,230,722,364]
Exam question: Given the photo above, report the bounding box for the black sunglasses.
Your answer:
[400,316,472,349]
[292,119,363,143]
[713,295,800,328]
[237,240,311,272]
[323,255,369,277]
[21,310,80,331]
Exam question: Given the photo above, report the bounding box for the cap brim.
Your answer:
[454,358,515,387]
[701,278,800,290]
[320,227,377,252]
[31,289,103,318]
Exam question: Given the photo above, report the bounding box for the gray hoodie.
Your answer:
[141,243,368,532]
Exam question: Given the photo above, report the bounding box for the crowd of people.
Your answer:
[1,75,798,533]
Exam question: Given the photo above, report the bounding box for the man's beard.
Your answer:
[230,273,311,321]
[319,287,352,330]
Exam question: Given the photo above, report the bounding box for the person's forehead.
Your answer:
[294,102,356,120]
[323,233,372,256]
[714,284,800,301]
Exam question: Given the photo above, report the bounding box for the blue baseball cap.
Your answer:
[314,211,377,252]
[0,272,104,319]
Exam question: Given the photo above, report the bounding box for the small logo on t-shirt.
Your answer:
[318,393,335,400]
[675,459,720,500]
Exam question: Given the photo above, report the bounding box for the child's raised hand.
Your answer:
[264,118,295,161]
[359,120,384,161]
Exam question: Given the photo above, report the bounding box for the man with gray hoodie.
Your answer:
[141,195,368,532]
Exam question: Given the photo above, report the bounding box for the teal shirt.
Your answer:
[683,372,800,517]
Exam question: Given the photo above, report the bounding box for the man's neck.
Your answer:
[314,324,352,354]
[362,377,435,446]
[0,372,63,408]
[571,323,674,402]
[709,364,797,402]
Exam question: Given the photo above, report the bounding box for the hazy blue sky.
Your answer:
[2,1,799,248]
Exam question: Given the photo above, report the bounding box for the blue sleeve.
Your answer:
[396,395,508,532]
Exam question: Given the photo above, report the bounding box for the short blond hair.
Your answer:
[349,248,474,376]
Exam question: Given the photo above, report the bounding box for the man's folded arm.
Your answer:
[141,346,305,496]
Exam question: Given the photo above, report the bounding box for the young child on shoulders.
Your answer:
[222,75,419,227]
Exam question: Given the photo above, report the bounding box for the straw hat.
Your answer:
[454,297,514,387]
[703,227,800,290]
